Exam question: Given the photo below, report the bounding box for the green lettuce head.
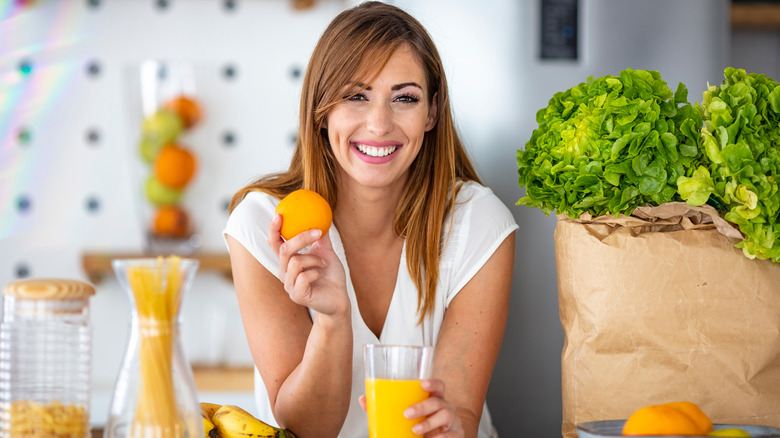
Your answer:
[677,67,780,263]
[517,68,703,218]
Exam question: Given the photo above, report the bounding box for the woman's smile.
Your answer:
[352,141,402,163]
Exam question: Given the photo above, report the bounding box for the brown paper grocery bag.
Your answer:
[555,202,780,438]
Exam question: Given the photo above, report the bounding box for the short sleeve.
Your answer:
[222,191,282,280]
[440,182,519,305]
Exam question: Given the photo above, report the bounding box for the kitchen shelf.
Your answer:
[732,3,780,29]
[192,365,255,392]
[81,251,232,284]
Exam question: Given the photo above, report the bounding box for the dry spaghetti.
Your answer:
[127,256,184,437]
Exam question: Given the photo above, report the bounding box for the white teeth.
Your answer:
[356,144,397,157]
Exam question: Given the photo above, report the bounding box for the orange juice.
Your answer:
[365,378,430,438]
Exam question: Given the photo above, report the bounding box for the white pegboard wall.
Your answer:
[0,2,347,282]
[2,0,348,266]
[0,0,349,417]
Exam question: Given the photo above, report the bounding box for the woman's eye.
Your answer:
[396,94,420,104]
[346,93,367,101]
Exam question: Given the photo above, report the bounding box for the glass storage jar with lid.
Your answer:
[0,278,96,438]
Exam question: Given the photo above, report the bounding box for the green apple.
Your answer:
[145,175,183,206]
[141,109,183,145]
[138,137,164,164]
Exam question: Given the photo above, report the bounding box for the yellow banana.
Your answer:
[201,402,222,420]
[212,405,279,438]
[202,414,218,438]
[200,402,221,438]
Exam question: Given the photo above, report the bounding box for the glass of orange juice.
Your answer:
[364,344,434,438]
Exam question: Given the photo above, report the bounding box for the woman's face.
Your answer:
[324,44,437,193]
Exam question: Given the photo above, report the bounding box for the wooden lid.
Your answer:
[3,279,96,300]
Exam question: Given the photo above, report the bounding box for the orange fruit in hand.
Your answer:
[623,401,713,436]
[154,144,197,189]
[151,206,190,237]
[274,189,332,240]
[163,95,202,129]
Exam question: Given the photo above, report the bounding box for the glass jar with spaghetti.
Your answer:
[105,256,201,438]
[0,278,96,438]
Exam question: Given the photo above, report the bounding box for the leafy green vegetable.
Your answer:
[517,68,704,218]
[677,67,780,262]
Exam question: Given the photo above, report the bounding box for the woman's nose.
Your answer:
[366,102,393,136]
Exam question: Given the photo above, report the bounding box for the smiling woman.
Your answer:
[223,3,518,438]
[324,44,437,191]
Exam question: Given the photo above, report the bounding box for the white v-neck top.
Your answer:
[223,181,518,438]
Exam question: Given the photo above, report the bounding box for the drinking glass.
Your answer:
[363,344,434,438]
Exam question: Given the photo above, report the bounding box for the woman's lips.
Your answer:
[351,141,401,164]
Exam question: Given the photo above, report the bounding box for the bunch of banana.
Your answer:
[200,402,297,438]
[201,402,221,438]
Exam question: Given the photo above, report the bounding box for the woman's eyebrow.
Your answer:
[346,81,423,91]
[392,82,423,91]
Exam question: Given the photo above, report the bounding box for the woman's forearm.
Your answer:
[273,311,354,438]
[457,406,481,438]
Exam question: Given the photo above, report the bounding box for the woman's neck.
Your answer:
[332,178,405,244]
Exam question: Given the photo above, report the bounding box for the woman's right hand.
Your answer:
[269,213,348,317]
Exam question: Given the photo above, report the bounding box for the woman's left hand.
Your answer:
[405,379,464,438]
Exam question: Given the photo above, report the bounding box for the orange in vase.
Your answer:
[163,95,203,129]
[151,205,190,238]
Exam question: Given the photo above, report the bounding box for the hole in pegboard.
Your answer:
[221,198,231,213]
[223,0,237,11]
[289,65,303,80]
[85,195,101,213]
[222,130,236,147]
[16,195,31,214]
[86,0,101,9]
[86,128,101,146]
[157,63,168,81]
[155,0,170,11]
[290,131,298,148]
[86,59,101,78]
[14,262,31,279]
[222,63,237,81]
[18,59,33,76]
[17,126,32,146]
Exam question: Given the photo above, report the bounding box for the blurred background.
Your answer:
[0,0,777,435]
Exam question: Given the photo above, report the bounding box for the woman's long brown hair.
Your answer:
[229,1,481,323]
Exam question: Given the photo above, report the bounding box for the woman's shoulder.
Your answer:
[225,190,280,233]
[452,180,512,216]
[232,190,279,214]
[438,180,517,300]
[454,180,491,201]
[446,180,518,242]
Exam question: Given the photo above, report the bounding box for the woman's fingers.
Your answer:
[421,379,445,398]
[412,406,456,436]
[268,213,285,255]
[404,379,463,438]
[288,269,323,303]
[277,229,323,278]
[283,253,327,294]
